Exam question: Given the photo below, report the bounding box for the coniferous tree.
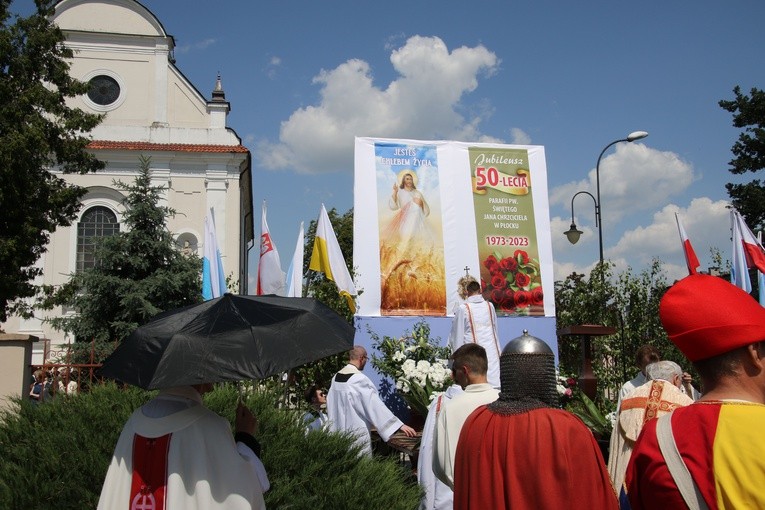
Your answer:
[719,86,765,230]
[44,156,202,345]
[0,0,104,321]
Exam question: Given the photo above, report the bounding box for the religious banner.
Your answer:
[354,137,554,318]
[468,147,543,315]
[375,142,446,315]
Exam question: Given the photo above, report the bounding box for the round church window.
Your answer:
[87,75,121,106]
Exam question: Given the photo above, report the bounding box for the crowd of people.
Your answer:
[28,367,80,403]
[96,273,765,509]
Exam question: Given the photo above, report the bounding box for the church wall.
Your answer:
[54,0,164,37]
[1,0,252,360]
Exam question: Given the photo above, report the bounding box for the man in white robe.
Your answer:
[417,383,463,510]
[607,361,693,493]
[433,344,499,489]
[448,280,501,388]
[326,346,416,456]
[98,384,268,510]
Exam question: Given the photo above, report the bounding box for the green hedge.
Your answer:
[0,383,421,509]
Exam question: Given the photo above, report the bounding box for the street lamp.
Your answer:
[564,131,649,273]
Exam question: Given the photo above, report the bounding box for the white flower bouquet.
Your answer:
[370,320,452,417]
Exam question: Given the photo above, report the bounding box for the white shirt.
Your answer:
[303,409,329,433]
[432,383,499,489]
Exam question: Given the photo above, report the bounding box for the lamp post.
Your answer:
[564,131,649,277]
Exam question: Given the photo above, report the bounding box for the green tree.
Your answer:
[0,0,104,321]
[43,156,202,346]
[719,86,765,230]
[288,207,355,396]
[555,259,694,409]
[302,207,356,323]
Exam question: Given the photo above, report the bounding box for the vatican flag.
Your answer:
[309,204,357,313]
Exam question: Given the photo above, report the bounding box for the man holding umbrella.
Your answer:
[98,294,358,509]
[97,383,269,510]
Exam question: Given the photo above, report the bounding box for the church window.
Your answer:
[76,206,120,272]
[87,75,121,106]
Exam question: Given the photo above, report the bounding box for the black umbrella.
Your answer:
[101,294,355,389]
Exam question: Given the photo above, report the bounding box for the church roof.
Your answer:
[87,140,249,153]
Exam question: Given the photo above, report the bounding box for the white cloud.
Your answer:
[553,260,590,281]
[552,197,731,282]
[608,197,730,274]
[509,127,531,145]
[265,56,282,79]
[549,144,696,229]
[175,38,216,54]
[256,36,499,174]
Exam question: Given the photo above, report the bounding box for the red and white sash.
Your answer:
[464,301,501,359]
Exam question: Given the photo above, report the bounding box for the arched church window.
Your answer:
[76,206,120,272]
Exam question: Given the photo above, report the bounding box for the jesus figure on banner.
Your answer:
[384,171,435,249]
[379,169,446,315]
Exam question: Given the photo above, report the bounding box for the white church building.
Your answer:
[1,0,254,361]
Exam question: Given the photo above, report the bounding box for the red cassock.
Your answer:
[454,406,619,510]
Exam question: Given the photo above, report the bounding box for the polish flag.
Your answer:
[674,213,700,275]
[732,210,765,274]
[256,200,285,295]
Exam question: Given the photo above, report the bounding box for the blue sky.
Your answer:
[39,1,765,288]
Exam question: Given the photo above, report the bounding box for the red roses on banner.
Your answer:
[482,249,543,314]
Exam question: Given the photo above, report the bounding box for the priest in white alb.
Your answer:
[326,345,416,456]
[448,279,502,388]
[98,384,269,510]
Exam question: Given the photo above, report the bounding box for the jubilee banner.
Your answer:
[354,137,554,318]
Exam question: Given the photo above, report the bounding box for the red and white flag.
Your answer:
[732,210,765,274]
[674,213,700,275]
[256,200,285,295]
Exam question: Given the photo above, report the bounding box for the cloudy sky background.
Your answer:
[47,1,765,288]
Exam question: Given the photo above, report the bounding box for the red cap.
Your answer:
[659,274,765,362]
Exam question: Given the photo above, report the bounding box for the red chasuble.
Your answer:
[454,406,618,510]
[624,401,765,510]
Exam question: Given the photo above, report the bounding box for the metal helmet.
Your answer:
[489,330,559,415]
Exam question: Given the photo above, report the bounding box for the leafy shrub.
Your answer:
[0,383,151,508]
[0,383,421,510]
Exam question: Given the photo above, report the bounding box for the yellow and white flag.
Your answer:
[309,204,357,312]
